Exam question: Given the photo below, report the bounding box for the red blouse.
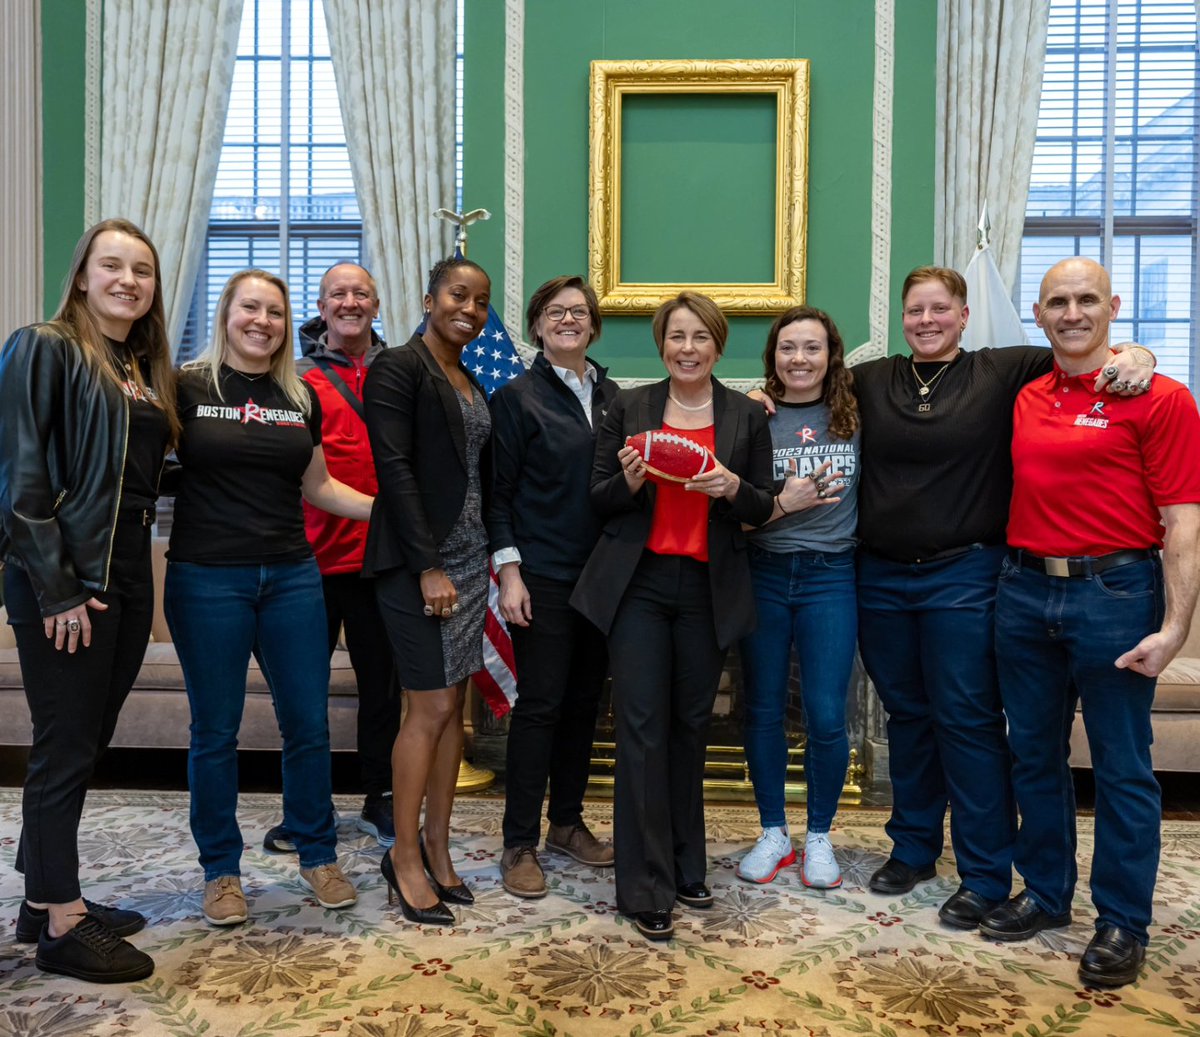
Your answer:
[645,423,715,562]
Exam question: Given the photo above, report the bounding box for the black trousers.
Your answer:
[608,552,726,915]
[502,571,608,848]
[321,571,400,797]
[7,518,153,903]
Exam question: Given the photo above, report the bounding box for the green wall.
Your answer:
[463,0,937,378]
[40,0,89,318]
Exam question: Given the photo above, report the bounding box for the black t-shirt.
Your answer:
[169,366,322,564]
[109,340,170,512]
[854,346,1052,561]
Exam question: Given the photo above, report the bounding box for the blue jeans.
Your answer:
[996,553,1163,943]
[857,545,1015,901]
[165,559,337,879]
[740,545,856,832]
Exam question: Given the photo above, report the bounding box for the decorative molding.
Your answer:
[84,0,102,226]
[588,59,810,315]
[502,0,525,341]
[0,0,43,327]
[868,0,894,351]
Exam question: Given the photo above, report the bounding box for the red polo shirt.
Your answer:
[1008,364,1200,557]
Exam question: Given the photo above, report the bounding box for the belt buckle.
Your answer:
[142,509,155,528]
[1044,556,1071,578]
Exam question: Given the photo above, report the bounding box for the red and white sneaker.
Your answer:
[801,831,843,889]
[736,826,797,884]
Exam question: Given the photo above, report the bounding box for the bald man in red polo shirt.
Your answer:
[978,257,1200,988]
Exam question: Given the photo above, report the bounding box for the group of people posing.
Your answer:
[1,218,1197,995]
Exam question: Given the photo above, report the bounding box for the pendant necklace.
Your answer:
[911,359,952,412]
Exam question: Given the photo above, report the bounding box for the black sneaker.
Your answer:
[357,793,396,847]
[16,899,146,943]
[263,823,297,854]
[36,913,154,983]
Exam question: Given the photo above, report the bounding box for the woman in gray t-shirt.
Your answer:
[736,307,860,890]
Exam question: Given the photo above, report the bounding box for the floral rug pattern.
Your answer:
[1,789,1198,1037]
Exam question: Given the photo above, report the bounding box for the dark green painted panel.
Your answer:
[619,93,776,284]
[41,0,89,318]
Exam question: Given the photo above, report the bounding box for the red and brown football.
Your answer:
[625,430,716,483]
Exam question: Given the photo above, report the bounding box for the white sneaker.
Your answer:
[736,826,796,884]
[801,830,842,889]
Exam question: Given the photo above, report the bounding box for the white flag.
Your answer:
[961,204,1027,351]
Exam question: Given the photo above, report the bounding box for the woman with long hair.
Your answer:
[0,218,178,981]
[363,257,493,927]
[736,307,860,889]
[166,269,372,927]
[572,291,774,941]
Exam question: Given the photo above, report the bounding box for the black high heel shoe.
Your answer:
[419,830,475,906]
[380,851,454,926]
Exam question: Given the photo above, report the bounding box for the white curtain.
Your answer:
[1,1,42,329]
[94,0,243,351]
[934,0,1050,290]
[323,0,456,341]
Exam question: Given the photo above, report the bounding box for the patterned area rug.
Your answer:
[0,789,1198,1037]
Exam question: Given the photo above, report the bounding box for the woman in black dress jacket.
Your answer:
[571,291,774,941]
[363,257,492,927]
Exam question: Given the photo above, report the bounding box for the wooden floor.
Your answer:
[2,746,1199,817]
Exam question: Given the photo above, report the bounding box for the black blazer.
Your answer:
[362,332,491,577]
[569,378,774,650]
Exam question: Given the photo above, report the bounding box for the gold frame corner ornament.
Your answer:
[588,58,810,315]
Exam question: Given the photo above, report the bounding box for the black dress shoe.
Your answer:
[978,890,1072,942]
[675,882,713,908]
[418,831,475,905]
[380,852,454,926]
[1079,925,1145,988]
[937,887,1004,931]
[35,914,154,983]
[626,910,674,940]
[869,857,936,895]
[16,899,146,943]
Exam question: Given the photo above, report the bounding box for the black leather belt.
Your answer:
[868,542,992,565]
[1009,548,1154,578]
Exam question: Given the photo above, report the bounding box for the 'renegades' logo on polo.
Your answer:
[195,398,307,428]
[1074,400,1110,429]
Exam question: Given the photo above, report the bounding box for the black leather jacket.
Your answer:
[0,325,130,616]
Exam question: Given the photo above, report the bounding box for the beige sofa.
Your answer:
[0,540,362,750]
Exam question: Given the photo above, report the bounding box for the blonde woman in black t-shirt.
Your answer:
[0,219,178,982]
[165,270,373,929]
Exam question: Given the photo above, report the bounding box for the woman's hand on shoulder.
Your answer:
[43,597,108,653]
[745,387,776,416]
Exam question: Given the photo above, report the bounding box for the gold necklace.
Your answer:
[910,359,952,408]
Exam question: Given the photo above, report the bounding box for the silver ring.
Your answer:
[451,602,461,614]
[423,605,434,617]
[1138,379,1151,391]
[1111,380,1128,392]
[67,619,81,632]
[817,488,829,499]
[807,471,820,482]
[1103,364,1119,379]
[441,607,452,617]
[55,620,68,627]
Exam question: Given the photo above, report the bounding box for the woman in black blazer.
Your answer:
[571,291,774,941]
[363,257,493,927]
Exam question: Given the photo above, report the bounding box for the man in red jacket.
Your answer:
[263,262,399,849]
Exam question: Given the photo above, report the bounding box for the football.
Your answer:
[625,430,716,483]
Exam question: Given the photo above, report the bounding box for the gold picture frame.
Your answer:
[588,58,810,314]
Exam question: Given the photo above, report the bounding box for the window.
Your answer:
[1020,0,1197,387]
[179,0,362,361]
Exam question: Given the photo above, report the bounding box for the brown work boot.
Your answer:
[500,846,547,898]
[203,876,248,926]
[545,821,615,867]
[300,863,358,909]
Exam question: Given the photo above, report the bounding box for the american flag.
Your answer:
[416,275,525,719]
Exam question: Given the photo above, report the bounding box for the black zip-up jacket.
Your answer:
[487,353,618,581]
[0,325,130,615]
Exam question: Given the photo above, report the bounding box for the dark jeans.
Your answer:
[502,571,608,848]
[609,552,726,915]
[7,518,153,903]
[165,558,337,878]
[740,546,856,833]
[321,571,399,797]
[996,553,1163,943]
[857,545,1015,901]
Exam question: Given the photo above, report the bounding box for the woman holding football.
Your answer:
[736,307,860,891]
[572,291,774,941]
[487,276,619,899]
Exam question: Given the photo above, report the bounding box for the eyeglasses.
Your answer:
[543,305,591,322]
